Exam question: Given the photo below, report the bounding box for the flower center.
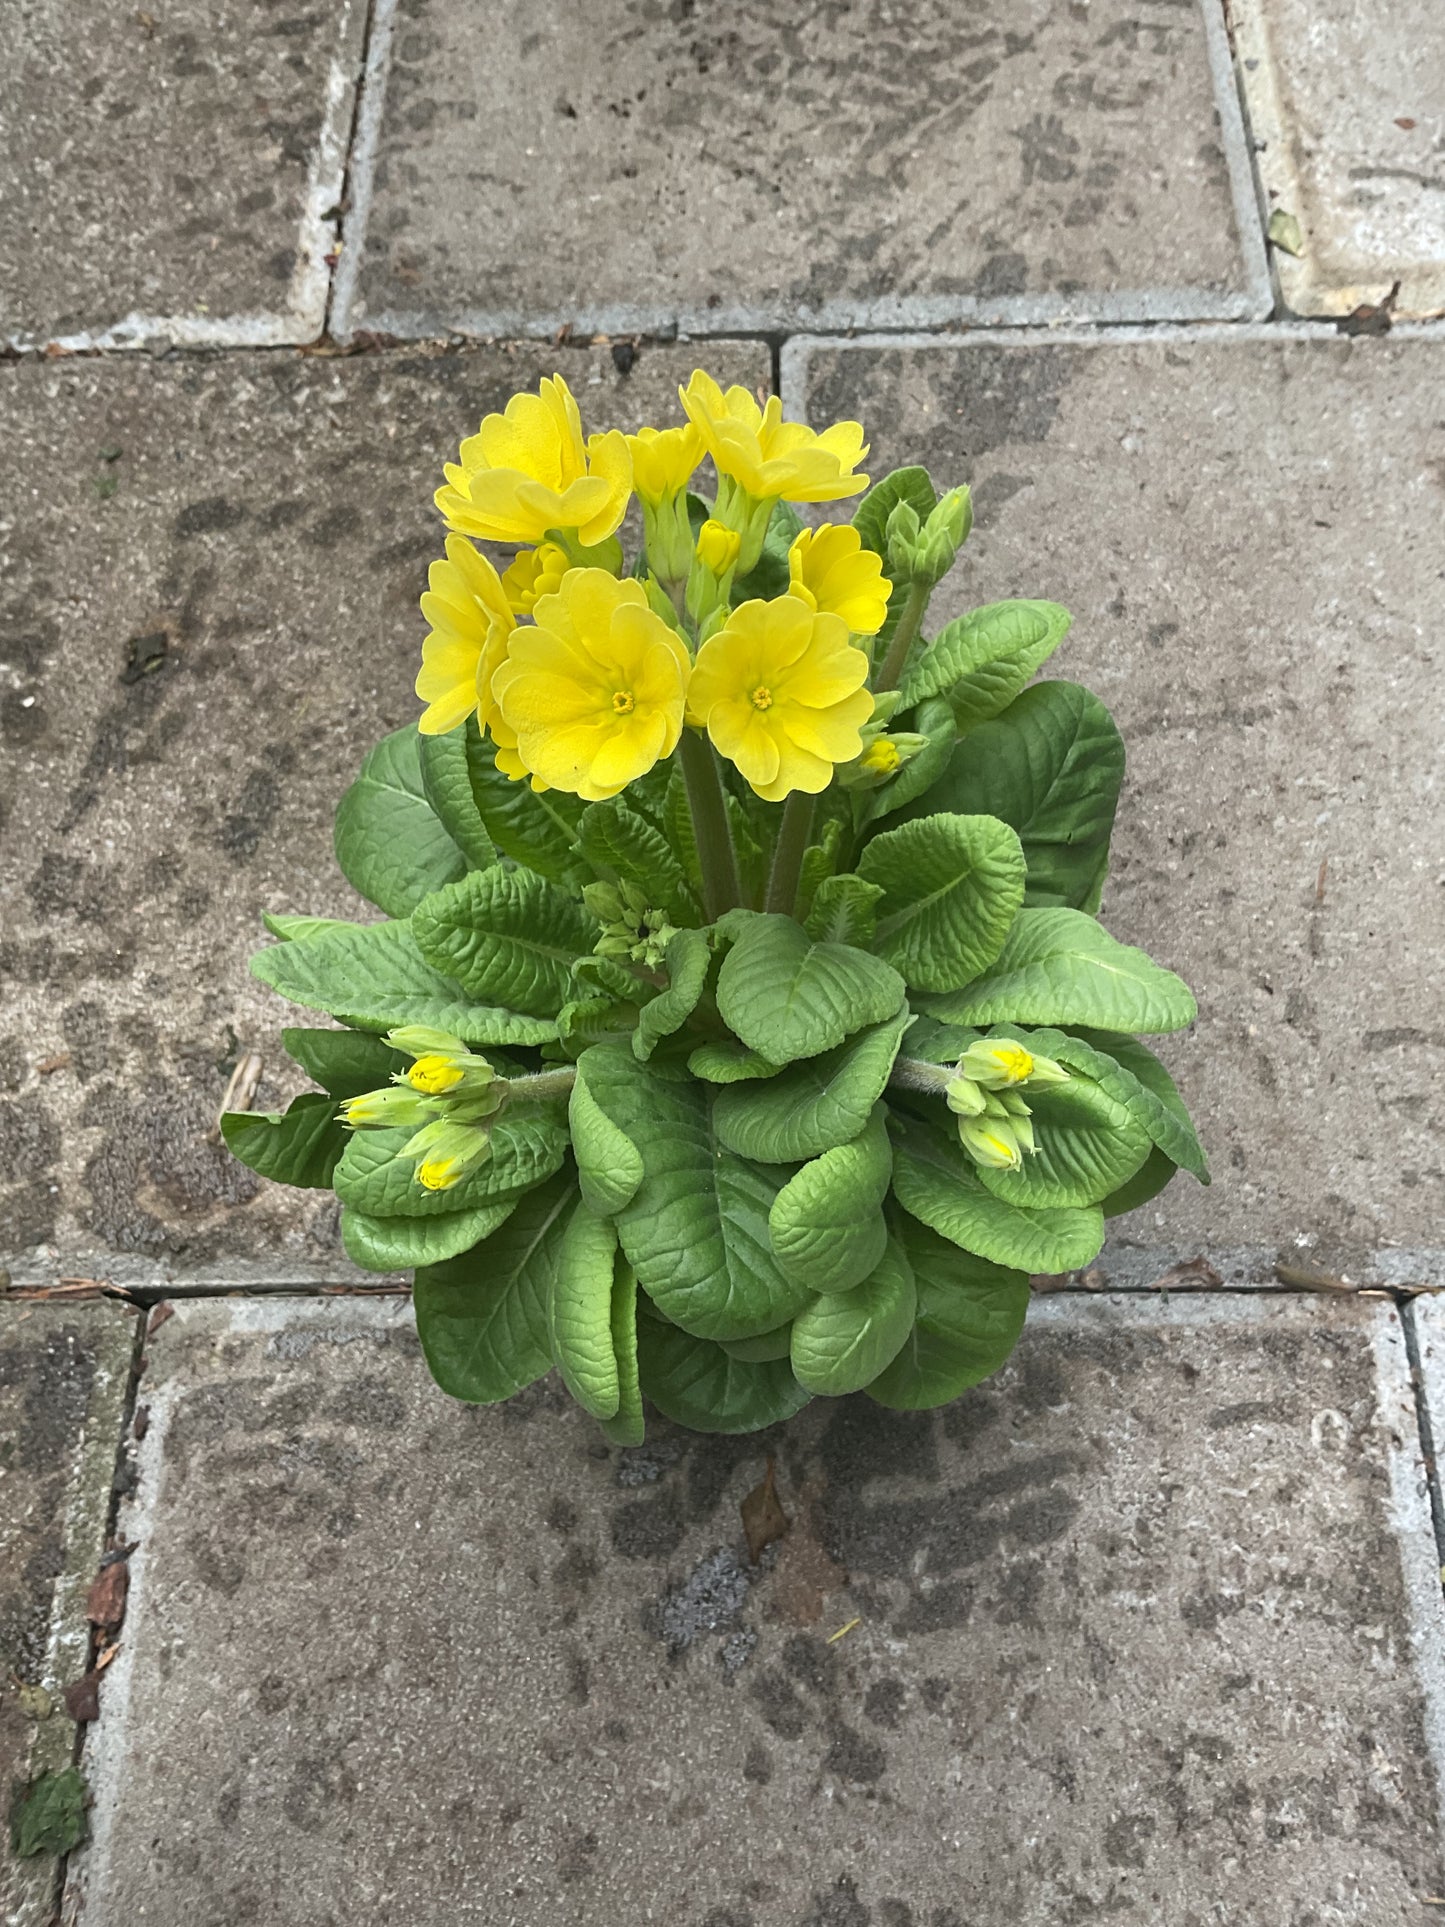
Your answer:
[611,689,635,715]
[750,685,773,710]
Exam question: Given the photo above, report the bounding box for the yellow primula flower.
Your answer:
[500,540,568,615]
[788,524,892,637]
[687,596,874,803]
[491,569,690,801]
[436,374,632,547]
[678,370,869,504]
[626,423,703,507]
[416,536,515,736]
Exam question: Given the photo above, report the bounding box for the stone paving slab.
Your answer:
[0,1301,137,1927]
[69,1292,1445,1926]
[339,0,1266,341]
[0,341,769,1283]
[0,0,366,350]
[786,329,1445,1275]
[1228,0,1445,318]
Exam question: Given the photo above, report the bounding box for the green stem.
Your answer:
[679,729,742,921]
[873,580,930,694]
[505,1066,577,1104]
[764,791,815,919]
[887,1056,955,1095]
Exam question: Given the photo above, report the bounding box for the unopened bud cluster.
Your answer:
[885,486,973,590]
[340,1026,504,1191]
[945,1039,1069,1174]
[584,880,678,971]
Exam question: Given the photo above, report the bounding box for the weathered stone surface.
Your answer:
[0,343,769,1281]
[0,0,366,348]
[344,0,1261,338]
[71,1293,1445,1924]
[789,334,1445,1269]
[1230,0,1445,317]
[0,1302,137,1927]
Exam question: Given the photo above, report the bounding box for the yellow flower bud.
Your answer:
[402,1119,492,1191]
[958,1040,1037,1089]
[406,1054,466,1095]
[695,518,742,575]
[860,738,901,777]
[339,1086,433,1129]
[958,1115,1026,1171]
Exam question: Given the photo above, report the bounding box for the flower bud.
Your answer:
[686,518,743,626]
[945,1075,986,1117]
[339,1086,435,1130]
[385,1025,468,1059]
[885,500,922,576]
[958,1040,1037,1089]
[401,1118,493,1192]
[957,1115,1026,1172]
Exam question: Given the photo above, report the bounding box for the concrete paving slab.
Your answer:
[0,0,366,351]
[1228,0,1445,318]
[0,342,770,1284]
[0,1301,137,1927]
[70,1292,1445,1926]
[785,329,1445,1274]
[339,0,1266,341]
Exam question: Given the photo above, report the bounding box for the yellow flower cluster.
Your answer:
[416,370,892,804]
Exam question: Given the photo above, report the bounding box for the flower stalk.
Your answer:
[873,579,931,694]
[679,727,743,920]
[764,791,815,918]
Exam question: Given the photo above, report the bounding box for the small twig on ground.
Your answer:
[209,1050,263,1143]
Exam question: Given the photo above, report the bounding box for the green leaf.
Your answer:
[715,912,905,1065]
[557,995,637,1055]
[635,1318,811,1434]
[570,1053,645,1215]
[687,1040,783,1084]
[578,1047,815,1341]
[334,726,467,917]
[922,909,1197,1035]
[768,1103,892,1292]
[900,683,1123,913]
[891,1119,1104,1273]
[900,600,1071,724]
[859,697,957,826]
[852,465,938,557]
[718,1324,794,1362]
[714,1008,910,1163]
[579,797,698,921]
[901,1014,981,1064]
[600,1262,646,1446]
[334,1108,567,1219]
[10,1767,87,1858]
[262,913,355,942]
[791,1235,916,1395]
[251,919,558,1046]
[413,1174,574,1402]
[804,873,885,948]
[412,868,592,1019]
[221,1094,344,1189]
[633,927,710,1062]
[465,741,586,885]
[340,1199,517,1273]
[418,717,497,871]
[1100,1143,1177,1217]
[859,814,1026,993]
[976,1071,1152,1211]
[663,765,703,892]
[549,1205,622,1419]
[867,1218,1029,1410]
[281,1027,405,1098]
[572,952,650,1004]
[1071,1031,1210,1183]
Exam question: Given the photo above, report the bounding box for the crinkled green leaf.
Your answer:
[804,873,886,948]
[334,726,467,917]
[341,1199,517,1273]
[251,919,558,1046]
[570,1052,646,1215]
[549,1205,621,1419]
[578,1047,814,1342]
[868,1217,1030,1410]
[768,1103,892,1292]
[899,683,1123,913]
[600,1261,646,1446]
[333,1108,567,1219]
[281,1027,406,1098]
[412,868,592,1019]
[852,465,938,557]
[891,1117,1104,1273]
[922,908,1197,1035]
[901,1014,982,1064]
[418,716,497,872]
[791,1235,916,1396]
[713,1008,910,1163]
[859,813,1025,993]
[465,740,586,885]
[1070,1030,1210,1183]
[1100,1143,1178,1217]
[579,797,699,922]
[220,1094,344,1189]
[977,1070,1151,1210]
[635,1317,811,1434]
[663,765,703,893]
[262,913,356,943]
[687,1040,783,1084]
[716,911,905,1065]
[901,600,1071,725]
[633,927,710,1062]
[718,1324,795,1362]
[413,1173,574,1402]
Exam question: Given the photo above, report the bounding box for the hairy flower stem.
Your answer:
[764,792,815,919]
[680,729,742,921]
[885,1056,955,1095]
[505,1067,579,1105]
[873,580,931,694]
[499,1055,955,1109]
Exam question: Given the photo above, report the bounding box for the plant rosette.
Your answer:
[227,369,1208,1442]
